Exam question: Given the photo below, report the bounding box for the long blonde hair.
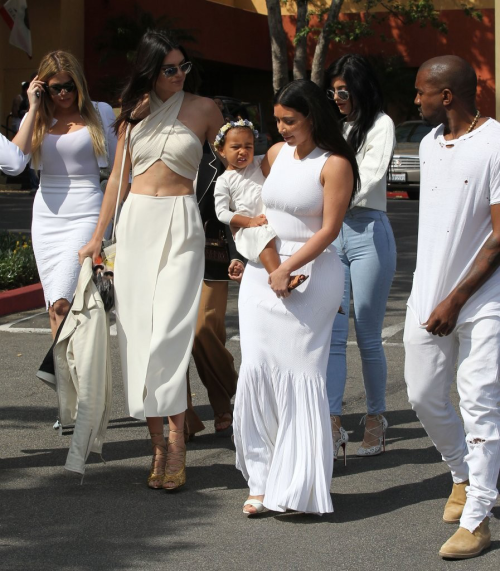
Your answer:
[32,51,106,167]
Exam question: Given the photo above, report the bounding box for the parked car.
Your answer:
[387,120,433,200]
[212,96,269,155]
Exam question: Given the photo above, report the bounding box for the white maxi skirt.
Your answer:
[114,193,205,419]
[32,174,102,307]
[234,245,344,514]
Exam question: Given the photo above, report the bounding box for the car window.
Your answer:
[395,123,415,142]
[409,123,433,143]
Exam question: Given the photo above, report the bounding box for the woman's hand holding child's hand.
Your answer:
[228,260,245,284]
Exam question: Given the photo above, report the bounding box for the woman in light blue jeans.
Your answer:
[325,55,396,462]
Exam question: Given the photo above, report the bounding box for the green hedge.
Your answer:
[0,232,40,291]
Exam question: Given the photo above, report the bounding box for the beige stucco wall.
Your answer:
[0,0,84,139]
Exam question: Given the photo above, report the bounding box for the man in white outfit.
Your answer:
[404,55,500,559]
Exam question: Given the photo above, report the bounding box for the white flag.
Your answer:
[0,0,32,58]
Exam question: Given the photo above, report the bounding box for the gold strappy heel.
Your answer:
[163,429,186,491]
[147,432,167,489]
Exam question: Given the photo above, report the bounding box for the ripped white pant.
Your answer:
[404,311,500,532]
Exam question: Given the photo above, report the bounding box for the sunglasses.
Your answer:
[46,81,76,95]
[161,61,192,78]
[93,264,114,278]
[327,88,349,101]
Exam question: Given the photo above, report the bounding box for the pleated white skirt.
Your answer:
[234,246,344,514]
[32,174,102,307]
[114,193,205,419]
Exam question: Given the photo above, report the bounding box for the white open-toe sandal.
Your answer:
[243,499,266,516]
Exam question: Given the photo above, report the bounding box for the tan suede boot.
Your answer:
[439,518,491,559]
[443,480,469,523]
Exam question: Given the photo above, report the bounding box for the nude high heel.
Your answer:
[163,429,186,491]
[147,432,167,489]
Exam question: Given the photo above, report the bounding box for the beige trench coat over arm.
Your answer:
[53,258,113,475]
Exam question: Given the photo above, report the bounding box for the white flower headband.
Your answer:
[214,119,259,150]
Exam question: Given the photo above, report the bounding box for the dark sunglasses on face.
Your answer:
[161,61,192,78]
[327,88,349,101]
[46,81,76,95]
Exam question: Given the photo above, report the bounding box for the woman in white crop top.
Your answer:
[324,55,397,461]
[79,31,224,492]
[13,51,116,338]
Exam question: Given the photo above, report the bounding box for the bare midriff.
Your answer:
[130,159,194,197]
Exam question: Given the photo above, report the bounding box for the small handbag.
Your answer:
[204,219,229,265]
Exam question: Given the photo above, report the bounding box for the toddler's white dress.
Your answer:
[214,155,276,263]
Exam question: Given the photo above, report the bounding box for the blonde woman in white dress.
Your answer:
[79,31,224,491]
[13,51,117,338]
[233,79,359,515]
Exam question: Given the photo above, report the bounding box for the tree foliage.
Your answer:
[268,0,483,90]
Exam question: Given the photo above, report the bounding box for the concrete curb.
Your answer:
[0,283,44,316]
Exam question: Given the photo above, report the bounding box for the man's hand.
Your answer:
[424,295,464,336]
[228,260,244,284]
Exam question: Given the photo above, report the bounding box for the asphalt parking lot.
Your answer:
[0,197,498,571]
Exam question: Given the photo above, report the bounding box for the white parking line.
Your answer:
[382,322,405,341]
[2,313,405,346]
[0,311,118,335]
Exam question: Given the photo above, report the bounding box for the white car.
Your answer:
[388,121,433,200]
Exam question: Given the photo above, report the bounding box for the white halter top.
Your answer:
[130,91,203,180]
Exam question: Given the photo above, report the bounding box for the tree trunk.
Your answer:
[310,0,345,87]
[266,0,289,92]
[293,0,309,80]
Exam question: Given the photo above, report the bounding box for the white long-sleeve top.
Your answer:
[214,155,266,224]
[0,133,29,176]
[346,112,395,211]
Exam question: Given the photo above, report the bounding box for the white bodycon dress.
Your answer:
[233,143,345,514]
[31,103,116,308]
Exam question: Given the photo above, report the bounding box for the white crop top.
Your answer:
[130,91,203,181]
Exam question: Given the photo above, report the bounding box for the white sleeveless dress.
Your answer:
[233,143,345,514]
[32,128,103,308]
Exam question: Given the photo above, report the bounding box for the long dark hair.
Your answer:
[114,30,197,133]
[274,79,359,199]
[325,55,384,154]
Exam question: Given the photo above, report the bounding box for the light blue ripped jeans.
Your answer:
[326,207,397,416]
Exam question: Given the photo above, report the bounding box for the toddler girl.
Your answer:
[213,120,307,290]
